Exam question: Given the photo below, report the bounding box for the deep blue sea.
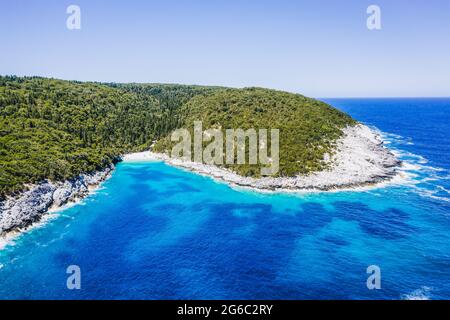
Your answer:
[0,98,449,300]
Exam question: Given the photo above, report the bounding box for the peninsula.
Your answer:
[0,76,400,235]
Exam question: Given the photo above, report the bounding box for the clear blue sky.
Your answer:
[1,0,449,97]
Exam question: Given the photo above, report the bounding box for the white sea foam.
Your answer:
[0,213,60,250]
[436,185,450,194]
[401,286,432,300]
[412,186,450,204]
[380,131,450,203]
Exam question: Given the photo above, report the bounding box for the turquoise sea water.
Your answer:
[0,98,449,299]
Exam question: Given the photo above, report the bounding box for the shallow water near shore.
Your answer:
[0,98,449,299]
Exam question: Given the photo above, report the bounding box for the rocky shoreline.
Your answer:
[0,165,114,236]
[124,124,402,192]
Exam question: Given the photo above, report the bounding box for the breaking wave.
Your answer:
[377,128,450,203]
[401,286,433,300]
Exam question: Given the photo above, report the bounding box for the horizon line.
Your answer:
[2,74,449,100]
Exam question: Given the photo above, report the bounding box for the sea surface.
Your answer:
[0,98,449,299]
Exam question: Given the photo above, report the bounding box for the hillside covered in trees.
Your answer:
[153,88,355,177]
[0,76,355,199]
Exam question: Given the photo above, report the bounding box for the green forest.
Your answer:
[0,76,355,199]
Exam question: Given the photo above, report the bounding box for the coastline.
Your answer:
[0,165,114,238]
[0,123,401,241]
[123,124,402,192]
